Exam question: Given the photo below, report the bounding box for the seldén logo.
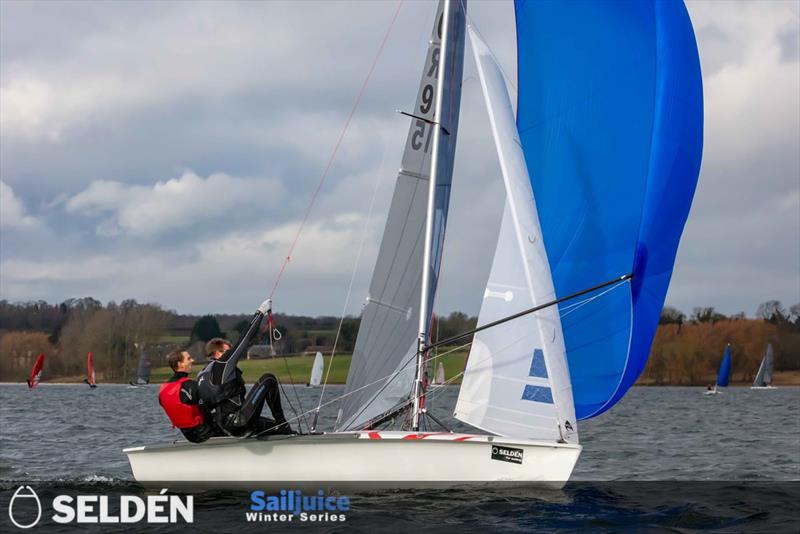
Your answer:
[8,486,42,529]
[7,486,193,528]
[248,489,349,523]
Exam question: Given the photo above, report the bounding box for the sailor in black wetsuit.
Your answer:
[158,349,224,443]
[197,299,294,436]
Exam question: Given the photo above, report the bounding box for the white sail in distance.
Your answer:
[434,361,445,385]
[454,28,577,443]
[310,352,324,387]
[336,0,466,431]
[753,343,775,387]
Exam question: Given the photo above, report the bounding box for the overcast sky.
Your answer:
[1,0,798,318]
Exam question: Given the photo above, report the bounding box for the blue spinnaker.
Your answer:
[717,345,732,388]
[515,0,703,419]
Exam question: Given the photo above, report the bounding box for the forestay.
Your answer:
[336,0,466,431]
[514,0,704,419]
[454,28,577,444]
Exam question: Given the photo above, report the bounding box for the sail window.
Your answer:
[528,349,548,379]
[521,385,553,404]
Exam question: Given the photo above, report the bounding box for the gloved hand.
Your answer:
[257,298,272,315]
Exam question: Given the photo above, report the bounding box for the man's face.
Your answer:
[212,344,231,360]
[177,352,194,372]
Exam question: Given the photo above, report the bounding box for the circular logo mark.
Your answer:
[8,485,42,529]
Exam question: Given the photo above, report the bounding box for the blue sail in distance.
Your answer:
[514,0,704,419]
[716,345,732,388]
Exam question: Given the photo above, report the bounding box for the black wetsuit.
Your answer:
[163,371,225,443]
[211,364,288,435]
[198,314,291,436]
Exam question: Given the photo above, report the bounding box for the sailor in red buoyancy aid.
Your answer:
[159,349,223,443]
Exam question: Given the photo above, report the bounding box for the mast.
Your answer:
[412,0,452,431]
[335,0,464,432]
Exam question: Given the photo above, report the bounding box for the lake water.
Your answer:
[1,384,798,532]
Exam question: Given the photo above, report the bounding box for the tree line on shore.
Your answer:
[0,298,797,384]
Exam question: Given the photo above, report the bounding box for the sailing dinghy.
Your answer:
[125,0,703,489]
[26,353,45,389]
[129,346,151,387]
[751,343,777,389]
[705,344,732,395]
[308,351,324,387]
[431,361,446,387]
[83,352,97,388]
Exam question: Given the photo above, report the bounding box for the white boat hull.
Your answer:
[124,432,581,490]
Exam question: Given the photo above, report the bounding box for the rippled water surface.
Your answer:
[1,384,798,532]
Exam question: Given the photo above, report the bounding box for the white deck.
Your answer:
[125,431,581,490]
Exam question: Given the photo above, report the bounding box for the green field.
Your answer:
[148,351,468,384]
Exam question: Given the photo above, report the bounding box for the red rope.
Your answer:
[269,0,405,299]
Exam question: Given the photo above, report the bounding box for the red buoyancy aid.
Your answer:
[159,377,205,429]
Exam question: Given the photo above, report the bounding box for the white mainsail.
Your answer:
[336,0,467,431]
[453,28,577,443]
[752,343,775,387]
[310,351,324,387]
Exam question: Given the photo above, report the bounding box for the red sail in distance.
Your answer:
[87,352,96,386]
[27,353,45,389]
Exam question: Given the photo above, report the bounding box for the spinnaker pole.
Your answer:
[412,0,453,431]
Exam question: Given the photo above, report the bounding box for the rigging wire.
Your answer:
[259,340,471,436]
[265,273,630,435]
[328,275,632,431]
[267,0,405,300]
[266,310,311,432]
[311,109,404,432]
[276,378,305,434]
[558,279,630,319]
[424,274,633,352]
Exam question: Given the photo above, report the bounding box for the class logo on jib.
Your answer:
[8,486,42,529]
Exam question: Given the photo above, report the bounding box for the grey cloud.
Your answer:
[778,25,799,62]
[1,0,797,319]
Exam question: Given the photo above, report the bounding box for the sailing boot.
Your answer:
[272,419,296,435]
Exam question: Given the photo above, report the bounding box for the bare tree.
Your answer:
[756,300,787,324]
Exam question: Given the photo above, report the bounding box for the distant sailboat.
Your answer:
[308,351,324,387]
[83,352,98,388]
[27,353,45,389]
[705,344,732,395]
[129,346,151,387]
[751,343,777,390]
[431,361,445,387]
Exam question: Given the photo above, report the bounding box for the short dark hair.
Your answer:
[167,349,188,372]
[206,338,231,356]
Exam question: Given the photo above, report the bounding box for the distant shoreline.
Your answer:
[8,369,800,387]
